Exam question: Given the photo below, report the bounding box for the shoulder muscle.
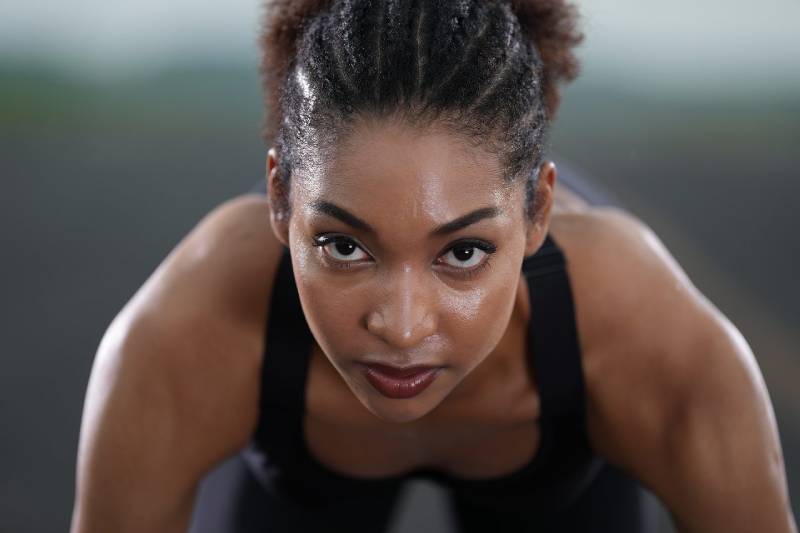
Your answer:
[72,194,282,532]
[552,208,795,531]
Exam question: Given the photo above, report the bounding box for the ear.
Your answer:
[523,160,557,257]
[266,147,290,247]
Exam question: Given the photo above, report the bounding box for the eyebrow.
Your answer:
[310,200,501,237]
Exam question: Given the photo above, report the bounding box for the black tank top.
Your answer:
[240,178,605,517]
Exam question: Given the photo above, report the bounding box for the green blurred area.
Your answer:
[0,62,263,133]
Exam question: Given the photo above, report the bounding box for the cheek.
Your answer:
[293,263,368,357]
[289,232,371,358]
[439,275,517,356]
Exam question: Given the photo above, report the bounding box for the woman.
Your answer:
[70,1,797,532]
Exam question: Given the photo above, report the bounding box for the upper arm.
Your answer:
[655,318,795,532]
[568,209,797,533]
[71,195,280,533]
[71,315,207,533]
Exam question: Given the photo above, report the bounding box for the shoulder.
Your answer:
[548,210,795,530]
[548,207,742,450]
[550,205,746,401]
[549,207,782,495]
[124,190,284,433]
[90,192,283,471]
[135,192,282,328]
[74,193,285,528]
[548,204,728,349]
[549,206,706,356]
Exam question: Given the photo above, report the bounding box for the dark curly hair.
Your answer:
[259,0,583,221]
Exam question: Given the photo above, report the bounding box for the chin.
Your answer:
[355,385,447,424]
[363,400,433,424]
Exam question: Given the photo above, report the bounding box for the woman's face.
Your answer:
[269,116,551,424]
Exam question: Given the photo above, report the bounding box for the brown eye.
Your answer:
[313,236,369,263]
[440,244,487,269]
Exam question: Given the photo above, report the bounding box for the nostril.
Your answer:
[366,308,437,350]
[366,311,386,334]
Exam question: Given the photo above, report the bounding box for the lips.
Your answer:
[359,363,443,399]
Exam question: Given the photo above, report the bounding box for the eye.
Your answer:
[312,235,370,263]
[312,234,497,274]
[438,241,494,270]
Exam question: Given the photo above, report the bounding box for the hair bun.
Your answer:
[509,0,583,116]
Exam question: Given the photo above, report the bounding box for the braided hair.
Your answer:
[259,0,583,221]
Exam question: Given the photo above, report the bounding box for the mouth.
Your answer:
[357,362,444,399]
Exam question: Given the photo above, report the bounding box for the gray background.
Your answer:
[1,0,797,531]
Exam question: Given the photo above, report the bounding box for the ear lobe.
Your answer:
[266,148,290,247]
[523,161,557,257]
[523,221,548,257]
[268,194,290,248]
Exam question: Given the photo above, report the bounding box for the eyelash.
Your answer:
[311,234,497,280]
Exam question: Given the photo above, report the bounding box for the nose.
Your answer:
[366,263,437,350]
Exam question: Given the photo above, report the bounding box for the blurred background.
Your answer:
[1,0,797,531]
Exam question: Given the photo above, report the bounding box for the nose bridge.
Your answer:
[369,262,436,349]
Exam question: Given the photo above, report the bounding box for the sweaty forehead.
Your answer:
[297,118,511,213]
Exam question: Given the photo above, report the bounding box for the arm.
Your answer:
[596,311,796,532]
[661,322,796,533]
[569,209,797,532]
[72,316,196,532]
[71,196,276,532]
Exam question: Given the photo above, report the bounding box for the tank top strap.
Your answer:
[253,246,314,471]
[521,234,588,422]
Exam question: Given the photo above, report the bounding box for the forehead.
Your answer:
[296,117,513,218]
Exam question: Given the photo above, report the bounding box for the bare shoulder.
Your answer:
[72,193,282,531]
[548,205,752,444]
[548,208,793,529]
[126,192,281,329]
[112,191,283,454]
[548,206,708,356]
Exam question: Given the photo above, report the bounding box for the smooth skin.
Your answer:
[71,116,797,533]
